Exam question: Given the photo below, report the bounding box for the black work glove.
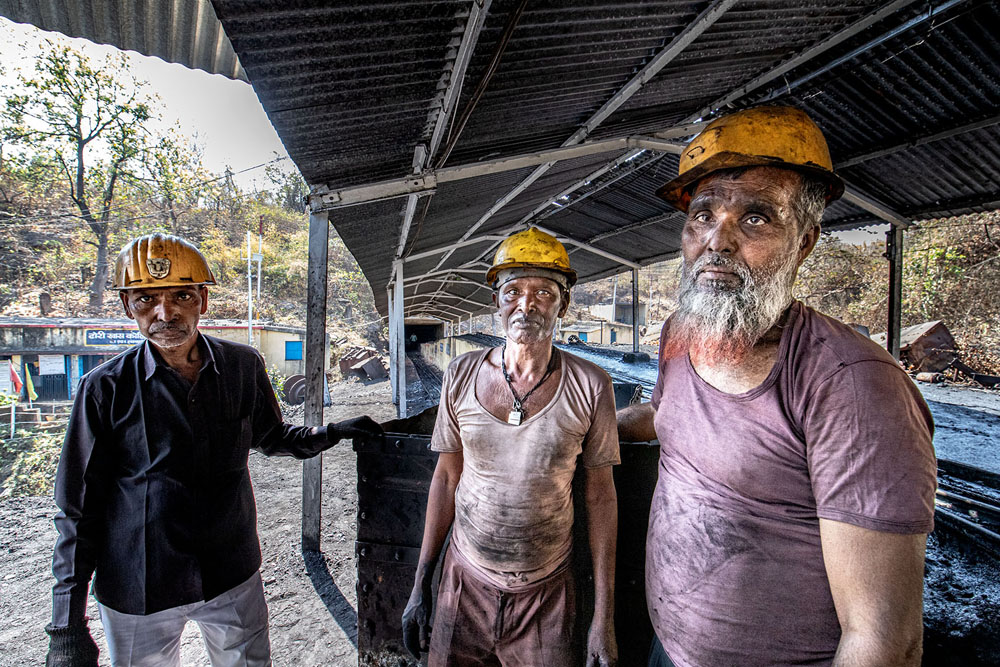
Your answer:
[45,622,99,667]
[327,415,383,446]
[401,584,433,658]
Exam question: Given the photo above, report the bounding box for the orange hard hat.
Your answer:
[112,233,216,290]
[656,106,844,212]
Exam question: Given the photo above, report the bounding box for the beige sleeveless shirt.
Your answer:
[431,347,620,589]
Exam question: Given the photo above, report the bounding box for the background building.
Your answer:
[0,317,319,401]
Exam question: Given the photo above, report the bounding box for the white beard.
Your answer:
[663,249,800,365]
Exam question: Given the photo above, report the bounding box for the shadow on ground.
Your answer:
[302,549,358,648]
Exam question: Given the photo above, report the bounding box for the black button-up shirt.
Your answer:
[51,334,330,624]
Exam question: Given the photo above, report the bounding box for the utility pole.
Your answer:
[257,215,264,304]
[243,225,265,348]
[246,231,253,345]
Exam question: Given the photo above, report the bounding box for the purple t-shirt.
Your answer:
[647,301,936,667]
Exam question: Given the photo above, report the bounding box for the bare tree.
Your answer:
[3,43,154,311]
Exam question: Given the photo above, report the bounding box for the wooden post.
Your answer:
[302,210,329,552]
[886,225,904,360]
[392,260,407,418]
[632,267,640,352]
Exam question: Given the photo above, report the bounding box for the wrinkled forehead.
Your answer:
[690,166,802,208]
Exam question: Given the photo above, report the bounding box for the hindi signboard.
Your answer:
[84,329,145,346]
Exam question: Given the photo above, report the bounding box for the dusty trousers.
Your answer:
[429,547,576,667]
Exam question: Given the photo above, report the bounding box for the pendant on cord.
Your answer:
[500,345,558,428]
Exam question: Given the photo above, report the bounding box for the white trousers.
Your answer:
[98,571,272,667]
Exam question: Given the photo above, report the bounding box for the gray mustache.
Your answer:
[694,253,746,273]
[150,323,185,333]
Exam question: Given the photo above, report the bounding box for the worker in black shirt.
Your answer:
[45,233,382,667]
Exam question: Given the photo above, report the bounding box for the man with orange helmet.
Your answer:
[402,228,620,666]
[617,107,936,666]
[45,233,382,667]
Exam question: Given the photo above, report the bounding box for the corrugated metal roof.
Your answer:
[7,1,999,320]
[0,0,245,81]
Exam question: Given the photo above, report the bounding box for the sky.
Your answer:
[0,17,295,191]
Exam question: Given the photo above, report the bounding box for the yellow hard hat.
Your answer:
[486,228,577,288]
[111,233,216,290]
[656,106,844,212]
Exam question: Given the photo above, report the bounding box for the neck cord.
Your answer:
[500,345,559,413]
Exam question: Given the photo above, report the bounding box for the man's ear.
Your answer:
[491,290,499,308]
[119,291,135,320]
[797,224,821,266]
[199,286,210,315]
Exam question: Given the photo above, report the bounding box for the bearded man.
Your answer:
[402,228,620,667]
[617,107,936,667]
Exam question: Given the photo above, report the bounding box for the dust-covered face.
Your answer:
[665,167,818,364]
[120,285,208,350]
[493,276,569,345]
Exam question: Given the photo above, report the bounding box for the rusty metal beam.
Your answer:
[842,184,913,229]
[307,135,684,211]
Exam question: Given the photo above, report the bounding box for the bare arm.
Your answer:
[402,451,463,656]
[820,519,926,667]
[585,464,618,667]
[616,402,657,442]
[414,451,463,587]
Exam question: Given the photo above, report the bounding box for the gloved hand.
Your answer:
[327,415,383,445]
[45,622,99,667]
[401,584,433,658]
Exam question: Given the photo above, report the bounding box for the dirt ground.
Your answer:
[0,377,397,667]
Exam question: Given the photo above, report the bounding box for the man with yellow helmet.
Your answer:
[45,233,382,667]
[618,107,936,667]
[402,228,620,666]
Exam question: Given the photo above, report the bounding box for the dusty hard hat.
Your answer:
[656,106,845,212]
[486,228,577,288]
[111,233,216,290]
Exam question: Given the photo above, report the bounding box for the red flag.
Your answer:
[9,361,23,393]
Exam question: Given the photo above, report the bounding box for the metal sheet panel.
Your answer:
[0,0,245,80]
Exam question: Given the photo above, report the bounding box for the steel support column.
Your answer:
[886,225,904,360]
[387,286,398,404]
[302,210,329,552]
[392,261,407,418]
[632,267,640,353]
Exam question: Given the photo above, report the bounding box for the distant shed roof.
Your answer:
[6,1,1000,321]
